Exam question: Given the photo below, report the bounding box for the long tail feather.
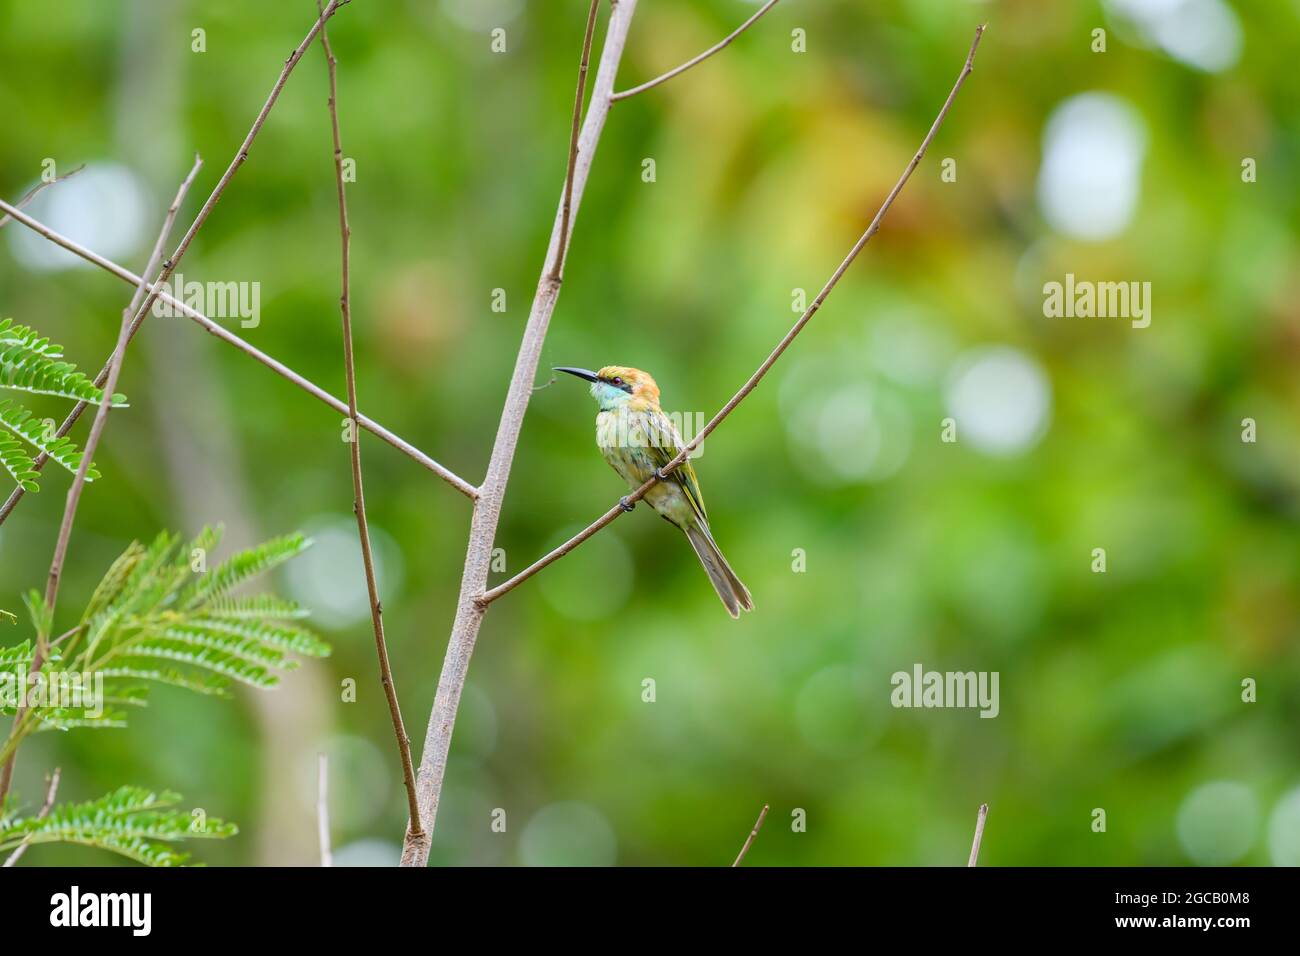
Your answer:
[684,524,753,618]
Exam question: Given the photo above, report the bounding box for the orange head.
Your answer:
[554,365,661,411]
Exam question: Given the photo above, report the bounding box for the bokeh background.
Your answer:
[1,0,1299,866]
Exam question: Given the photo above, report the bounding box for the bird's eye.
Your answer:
[612,377,623,386]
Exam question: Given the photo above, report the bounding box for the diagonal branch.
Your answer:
[0,0,351,806]
[550,0,600,282]
[967,802,989,866]
[478,24,986,607]
[317,2,423,840]
[610,0,782,102]
[0,1,363,527]
[0,164,85,230]
[732,802,769,867]
[400,0,639,869]
[0,199,477,516]
[0,157,201,804]
[1,767,60,867]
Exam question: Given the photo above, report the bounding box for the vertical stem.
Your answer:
[317,5,423,836]
[400,0,640,868]
[968,803,989,867]
[317,753,332,867]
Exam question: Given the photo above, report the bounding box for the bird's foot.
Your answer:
[618,496,636,513]
[653,467,669,481]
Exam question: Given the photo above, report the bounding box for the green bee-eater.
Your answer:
[554,365,753,618]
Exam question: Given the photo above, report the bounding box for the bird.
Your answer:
[554,365,753,617]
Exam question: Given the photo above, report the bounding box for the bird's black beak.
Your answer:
[553,366,600,383]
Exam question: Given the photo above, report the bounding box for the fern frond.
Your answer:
[0,348,127,406]
[0,317,64,360]
[33,708,129,731]
[189,616,330,658]
[96,661,232,696]
[107,531,185,618]
[0,785,236,866]
[179,532,311,609]
[0,399,98,478]
[0,428,39,492]
[80,541,146,625]
[205,594,310,621]
[0,639,33,669]
[160,623,297,670]
[124,639,279,688]
[22,589,52,640]
[51,528,328,729]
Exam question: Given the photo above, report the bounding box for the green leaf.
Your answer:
[23,589,52,639]
[204,594,310,621]
[0,785,237,866]
[0,317,64,361]
[189,616,330,658]
[123,639,280,688]
[178,532,311,609]
[0,428,40,491]
[0,399,99,478]
[0,348,127,406]
[96,661,232,697]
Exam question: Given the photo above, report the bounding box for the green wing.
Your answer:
[641,407,708,526]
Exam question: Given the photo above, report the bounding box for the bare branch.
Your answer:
[732,803,769,867]
[317,753,332,867]
[550,0,601,281]
[0,1,353,805]
[967,802,989,867]
[0,157,201,804]
[0,4,364,527]
[0,164,85,230]
[478,24,987,606]
[611,0,782,102]
[400,0,640,869]
[0,199,478,517]
[2,767,60,867]
[317,2,423,839]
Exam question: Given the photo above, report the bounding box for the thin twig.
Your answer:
[0,3,351,805]
[0,164,85,230]
[0,160,199,527]
[0,3,360,528]
[317,752,332,867]
[0,157,202,804]
[732,803,769,867]
[2,767,60,867]
[967,802,988,867]
[611,0,782,102]
[478,24,987,606]
[317,2,423,839]
[550,0,600,281]
[0,200,477,521]
[400,0,639,869]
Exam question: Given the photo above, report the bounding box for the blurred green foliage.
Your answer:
[1,0,1298,866]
